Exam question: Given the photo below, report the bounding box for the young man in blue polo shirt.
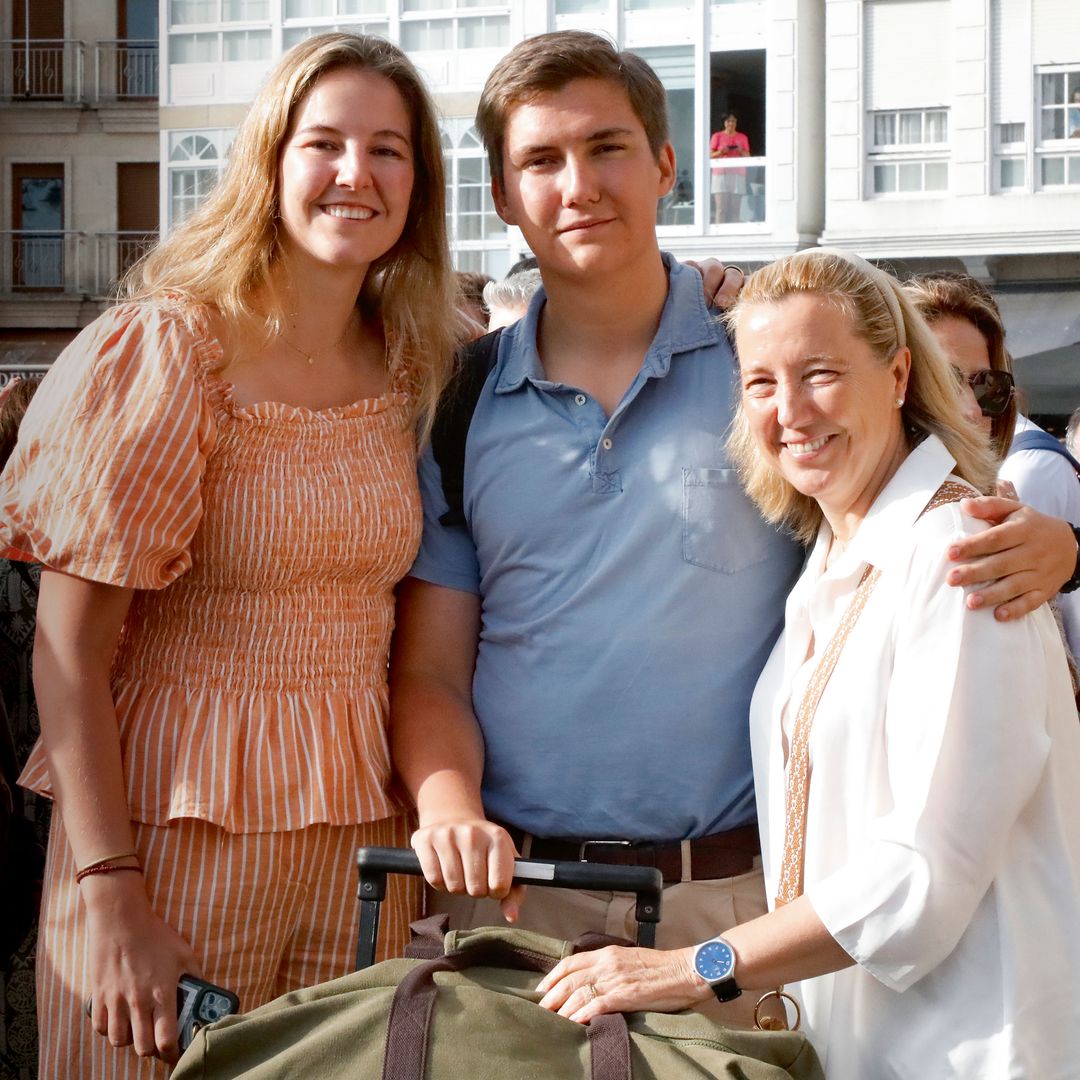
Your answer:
[390,31,1076,1025]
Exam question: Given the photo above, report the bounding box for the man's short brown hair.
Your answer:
[476,31,670,188]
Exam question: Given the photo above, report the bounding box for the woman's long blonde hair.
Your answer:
[725,249,998,544]
[126,32,457,438]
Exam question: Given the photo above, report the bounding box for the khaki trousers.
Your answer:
[429,857,770,1028]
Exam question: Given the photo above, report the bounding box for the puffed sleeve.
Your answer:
[405,440,482,594]
[0,301,218,589]
[806,506,1055,992]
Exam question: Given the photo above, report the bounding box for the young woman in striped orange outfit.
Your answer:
[0,33,456,1077]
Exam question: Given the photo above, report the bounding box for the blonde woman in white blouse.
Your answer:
[534,249,1080,1080]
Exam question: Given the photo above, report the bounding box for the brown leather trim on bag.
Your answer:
[403,915,450,960]
[381,939,632,1080]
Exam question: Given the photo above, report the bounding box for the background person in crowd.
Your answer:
[0,32,456,1076]
[1067,404,1080,458]
[0,376,47,1080]
[536,249,1080,1080]
[709,113,750,224]
[389,29,1077,1030]
[483,256,542,331]
[907,271,1080,660]
[455,270,494,341]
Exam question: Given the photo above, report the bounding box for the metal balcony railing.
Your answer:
[94,40,158,102]
[0,231,84,293]
[0,39,86,103]
[94,231,158,296]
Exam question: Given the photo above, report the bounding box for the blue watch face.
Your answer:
[695,939,734,982]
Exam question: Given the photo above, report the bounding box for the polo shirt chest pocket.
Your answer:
[682,466,770,574]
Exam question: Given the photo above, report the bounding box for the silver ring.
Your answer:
[584,982,598,1002]
[726,264,746,279]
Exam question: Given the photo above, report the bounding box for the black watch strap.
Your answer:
[1061,524,1080,594]
[710,977,741,1003]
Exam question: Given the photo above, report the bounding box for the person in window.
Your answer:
[0,32,456,1077]
[1068,87,1080,138]
[709,113,750,224]
[534,250,1080,1080]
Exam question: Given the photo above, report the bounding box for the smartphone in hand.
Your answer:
[86,974,240,1054]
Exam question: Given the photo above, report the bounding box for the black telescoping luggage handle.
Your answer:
[355,846,663,970]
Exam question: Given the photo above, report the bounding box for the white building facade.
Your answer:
[0,0,160,374]
[6,0,1071,406]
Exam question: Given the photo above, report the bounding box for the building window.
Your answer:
[994,123,1025,192]
[400,17,508,50]
[167,130,235,226]
[555,0,606,11]
[868,108,949,196]
[871,109,947,149]
[624,46,695,228]
[708,48,765,226]
[1036,69,1080,191]
[442,118,507,273]
[282,21,390,48]
[871,160,948,195]
[170,0,269,23]
[170,28,270,62]
[1040,70,1080,141]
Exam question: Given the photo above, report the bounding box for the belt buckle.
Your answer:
[578,839,632,863]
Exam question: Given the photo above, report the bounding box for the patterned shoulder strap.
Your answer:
[774,480,971,907]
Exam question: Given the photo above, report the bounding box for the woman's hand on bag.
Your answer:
[536,945,709,1023]
[411,818,526,922]
[83,873,202,1065]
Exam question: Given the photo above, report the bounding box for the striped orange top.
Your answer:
[0,301,422,833]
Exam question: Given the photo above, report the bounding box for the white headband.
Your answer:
[797,246,907,350]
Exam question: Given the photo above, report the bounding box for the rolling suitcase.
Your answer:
[172,847,824,1079]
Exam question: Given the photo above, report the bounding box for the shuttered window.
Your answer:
[1032,0,1080,66]
[865,0,950,110]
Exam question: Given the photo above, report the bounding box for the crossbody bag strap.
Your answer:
[774,480,973,907]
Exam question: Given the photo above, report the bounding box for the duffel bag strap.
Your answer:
[403,915,450,960]
[381,939,632,1080]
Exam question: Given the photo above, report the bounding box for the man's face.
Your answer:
[492,78,675,282]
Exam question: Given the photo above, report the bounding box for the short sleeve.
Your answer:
[0,302,218,589]
[406,441,481,594]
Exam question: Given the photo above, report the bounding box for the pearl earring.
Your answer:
[895,397,905,408]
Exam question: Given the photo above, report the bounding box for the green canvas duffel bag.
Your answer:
[173,924,824,1080]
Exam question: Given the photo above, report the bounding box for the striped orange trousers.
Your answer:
[36,812,420,1079]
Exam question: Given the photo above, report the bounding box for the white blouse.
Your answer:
[751,435,1080,1080]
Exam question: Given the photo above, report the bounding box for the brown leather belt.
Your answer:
[497,823,760,884]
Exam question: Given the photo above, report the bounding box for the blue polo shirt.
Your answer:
[409,254,802,841]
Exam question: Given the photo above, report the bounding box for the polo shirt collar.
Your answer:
[494,252,725,394]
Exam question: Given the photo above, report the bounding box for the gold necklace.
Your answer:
[279,317,354,365]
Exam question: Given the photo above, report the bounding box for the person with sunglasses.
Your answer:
[906,271,1080,661]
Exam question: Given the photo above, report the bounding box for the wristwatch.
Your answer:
[1061,525,1080,594]
[692,936,741,1002]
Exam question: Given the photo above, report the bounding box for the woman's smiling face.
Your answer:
[277,66,415,279]
[737,292,911,534]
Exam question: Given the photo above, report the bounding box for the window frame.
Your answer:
[865,107,950,199]
[1034,65,1080,193]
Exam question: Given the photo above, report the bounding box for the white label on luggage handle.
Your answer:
[513,860,556,881]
